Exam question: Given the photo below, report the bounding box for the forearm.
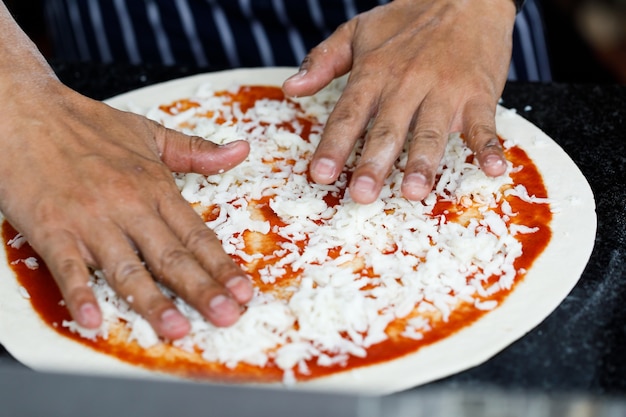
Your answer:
[0,2,57,94]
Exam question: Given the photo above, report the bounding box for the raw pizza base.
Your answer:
[0,67,596,394]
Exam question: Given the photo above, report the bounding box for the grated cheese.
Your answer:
[60,78,549,382]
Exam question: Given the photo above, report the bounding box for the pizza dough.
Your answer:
[0,68,596,394]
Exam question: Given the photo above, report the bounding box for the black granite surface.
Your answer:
[1,62,625,398]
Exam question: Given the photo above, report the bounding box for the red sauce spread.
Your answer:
[1,86,552,383]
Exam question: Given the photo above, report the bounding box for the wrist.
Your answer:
[0,3,57,88]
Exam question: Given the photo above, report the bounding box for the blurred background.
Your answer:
[4,0,626,84]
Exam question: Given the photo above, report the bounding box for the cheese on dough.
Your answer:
[62,79,546,382]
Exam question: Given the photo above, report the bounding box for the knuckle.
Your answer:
[55,257,85,281]
[142,294,172,315]
[363,124,407,160]
[210,259,241,281]
[367,123,402,144]
[412,126,446,149]
[109,260,148,289]
[466,122,497,149]
[182,226,217,249]
[332,93,368,123]
[31,197,92,232]
[158,246,194,274]
[405,153,439,176]
[51,259,90,296]
[341,77,374,103]
[65,286,95,308]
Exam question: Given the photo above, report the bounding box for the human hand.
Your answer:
[283,0,515,204]
[0,75,253,340]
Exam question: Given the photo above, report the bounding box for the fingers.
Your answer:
[402,95,507,201]
[81,219,192,340]
[156,127,250,176]
[319,87,506,204]
[282,21,355,98]
[151,125,254,310]
[402,98,455,201]
[132,196,253,327]
[282,0,512,204]
[348,92,421,204]
[282,56,339,99]
[462,99,507,177]
[73,198,251,339]
[308,78,378,186]
[34,229,102,329]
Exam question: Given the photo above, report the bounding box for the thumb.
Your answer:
[157,127,250,176]
[282,20,356,97]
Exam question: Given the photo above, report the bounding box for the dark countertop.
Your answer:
[1,63,625,404]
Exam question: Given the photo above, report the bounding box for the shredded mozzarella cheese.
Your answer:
[60,78,548,382]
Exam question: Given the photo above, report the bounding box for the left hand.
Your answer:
[283,0,515,204]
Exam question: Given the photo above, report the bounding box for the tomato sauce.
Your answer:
[1,87,552,384]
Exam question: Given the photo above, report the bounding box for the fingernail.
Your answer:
[482,153,506,168]
[481,153,507,176]
[402,173,431,200]
[78,302,101,329]
[288,69,307,81]
[161,308,190,335]
[351,176,377,200]
[225,276,253,303]
[312,158,336,180]
[209,294,239,315]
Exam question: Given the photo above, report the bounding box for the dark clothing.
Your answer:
[43,0,551,81]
